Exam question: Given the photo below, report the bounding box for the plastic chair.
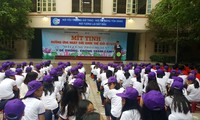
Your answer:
[191,102,200,113]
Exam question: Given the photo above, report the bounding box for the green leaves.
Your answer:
[148,0,200,43]
[0,0,33,50]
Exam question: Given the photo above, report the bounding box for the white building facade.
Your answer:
[15,0,175,61]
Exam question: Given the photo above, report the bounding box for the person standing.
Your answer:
[114,41,122,60]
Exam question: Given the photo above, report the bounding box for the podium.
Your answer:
[114,48,122,63]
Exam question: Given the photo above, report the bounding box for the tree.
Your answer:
[148,0,200,42]
[147,0,200,62]
[0,0,33,50]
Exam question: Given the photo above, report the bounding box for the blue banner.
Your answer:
[51,17,126,27]
[42,29,127,60]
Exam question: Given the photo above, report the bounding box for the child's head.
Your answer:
[4,99,25,120]
[25,80,43,98]
[106,76,117,89]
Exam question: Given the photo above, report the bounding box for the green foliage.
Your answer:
[150,55,175,63]
[148,0,200,44]
[0,0,34,49]
[0,50,14,60]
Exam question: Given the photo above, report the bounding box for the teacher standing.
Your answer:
[114,41,122,60]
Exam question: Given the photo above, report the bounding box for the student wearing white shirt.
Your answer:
[0,70,19,110]
[0,67,5,83]
[185,74,200,102]
[168,79,192,120]
[20,72,38,99]
[106,76,124,120]
[41,75,60,120]
[22,80,45,120]
[59,84,79,120]
[156,69,167,95]
[116,87,141,120]
[15,68,25,87]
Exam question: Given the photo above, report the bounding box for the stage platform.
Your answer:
[55,56,114,60]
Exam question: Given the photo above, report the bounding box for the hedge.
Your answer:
[150,55,175,63]
[0,50,14,60]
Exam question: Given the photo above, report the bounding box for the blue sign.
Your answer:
[51,17,126,27]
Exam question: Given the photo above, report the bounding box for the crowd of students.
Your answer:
[0,60,200,120]
[91,62,200,120]
[0,60,101,120]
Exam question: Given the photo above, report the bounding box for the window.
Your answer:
[154,43,169,53]
[35,0,56,12]
[72,0,101,13]
[113,0,148,14]
[146,0,151,14]
[138,0,146,14]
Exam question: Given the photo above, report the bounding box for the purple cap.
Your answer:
[173,77,183,83]
[16,64,22,68]
[35,64,41,70]
[5,70,17,77]
[9,62,15,66]
[4,99,25,120]
[116,87,138,100]
[15,68,23,74]
[171,81,183,90]
[22,62,27,66]
[50,68,57,77]
[58,61,63,66]
[2,62,9,68]
[77,64,82,69]
[155,65,160,70]
[156,69,165,76]
[123,66,129,72]
[76,73,85,80]
[190,70,197,76]
[103,65,108,71]
[134,68,141,75]
[164,66,169,70]
[142,90,165,110]
[73,78,84,88]
[148,72,156,80]
[25,67,32,73]
[43,75,54,83]
[25,80,42,97]
[70,67,77,73]
[187,75,196,81]
[78,62,83,66]
[106,76,117,84]
[145,67,151,72]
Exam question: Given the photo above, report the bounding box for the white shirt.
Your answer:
[22,97,45,120]
[115,70,125,83]
[156,77,167,95]
[0,72,5,83]
[131,78,143,96]
[120,110,141,120]
[20,83,28,99]
[41,88,60,110]
[81,85,90,100]
[59,105,76,120]
[0,78,16,99]
[15,75,25,88]
[107,88,124,118]
[186,84,200,102]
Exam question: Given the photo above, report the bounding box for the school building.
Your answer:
[15,0,175,61]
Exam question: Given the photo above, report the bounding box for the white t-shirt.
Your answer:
[78,67,86,73]
[0,72,5,83]
[22,97,45,120]
[186,84,200,102]
[41,88,60,110]
[15,75,25,87]
[169,106,192,120]
[165,96,173,109]
[99,72,107,82]
[81,85,90,100]
[107,88,124,118]
[108,66,114,73]
[115,70,125,83]
[156,77,167,95]
[131,78,143,96]
[20,83,28,99]
[122,76,132,89]
[0,78,16,99]
[120,110,141,120]
[59,105,76,120]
